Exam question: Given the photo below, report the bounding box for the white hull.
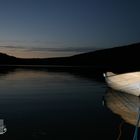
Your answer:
[104,72,140,96]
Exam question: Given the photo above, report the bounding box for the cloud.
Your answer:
[0,45,26,49]
[0,39,98,53]
[27,46,96,52]
[0,45,96,52]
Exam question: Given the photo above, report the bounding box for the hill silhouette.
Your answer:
[0,42,140,72]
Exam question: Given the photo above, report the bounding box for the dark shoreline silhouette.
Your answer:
[0,42,140,74]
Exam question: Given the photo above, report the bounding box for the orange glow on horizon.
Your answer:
[0,48,76,58]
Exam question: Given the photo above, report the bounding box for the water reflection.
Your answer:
[0,119,7,134]
[0,66,104,82]
[0,67,106,139]
[104,89,140,126]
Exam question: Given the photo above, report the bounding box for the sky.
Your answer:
[0,0,140,58]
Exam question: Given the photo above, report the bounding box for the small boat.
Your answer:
[103,72,140,96]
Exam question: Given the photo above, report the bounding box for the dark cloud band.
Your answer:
[0,45,96,52]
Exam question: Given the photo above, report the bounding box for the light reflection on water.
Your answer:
[0,68,136,139]
[0,119,6,135]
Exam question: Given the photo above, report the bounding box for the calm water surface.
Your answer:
[0,68,137,140]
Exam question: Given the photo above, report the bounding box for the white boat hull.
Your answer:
[104,72,140,96]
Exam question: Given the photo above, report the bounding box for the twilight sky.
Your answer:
[0,0,140,58]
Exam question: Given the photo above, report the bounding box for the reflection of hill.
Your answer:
[104,89,140,126]
[0,67,17,76]
[0,66,104,82]
[1,42,140,72]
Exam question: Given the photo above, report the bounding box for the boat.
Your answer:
[103,71,140,96]
[104,89,140,126]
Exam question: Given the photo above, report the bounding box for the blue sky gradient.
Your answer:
[0,0,140,58]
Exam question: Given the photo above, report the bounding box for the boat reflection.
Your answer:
[104,88,140,126]
[0,119,7,134]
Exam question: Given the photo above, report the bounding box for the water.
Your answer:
[0,68,137,140]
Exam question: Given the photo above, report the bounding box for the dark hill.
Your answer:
[0,52,18,64]
[69,43,140,69]
[0,42,140,72]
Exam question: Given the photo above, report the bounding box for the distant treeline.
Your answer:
[0,42,140,72]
